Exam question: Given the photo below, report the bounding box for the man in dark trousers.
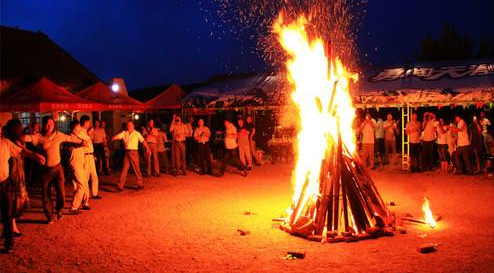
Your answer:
[194,119,212,175]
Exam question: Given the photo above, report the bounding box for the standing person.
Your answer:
[1,132,45,253]
[185,116,196,169]
[383,114,397,165]
[374,116,385,166]
[406,113,422,173]
[156,128,169,174]
[480,112,491,151]
[24,116,85,223]
[143,119,160,177]
[421,112,436,171]
[67,120,90,213]
[24,122,40,186]
[3,120,36,245]
[194,119,212,175]
[220,119,247,177]
[446,122,458,172]
[80,116,102,199]
[111,121,150,191]
[246,116,261,165]
[469,116,483,174]
[91,120,109,175]
[436,118,449,172]
[448,115,473,175]
[170,115,188,176]
[237,118,253,170]
[100,121,112,174]
[359,112,376,169]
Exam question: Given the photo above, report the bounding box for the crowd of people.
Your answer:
[357,110,493,175]
[0,113,262,253]
[1,109,492,253]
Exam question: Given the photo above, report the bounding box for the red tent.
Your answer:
[145,84,185,110]
[0,77,104,112]
[78,82,145,110]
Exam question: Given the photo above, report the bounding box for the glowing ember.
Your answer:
[273,14,358,227]
[422,197,437,229]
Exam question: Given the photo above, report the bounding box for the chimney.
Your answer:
[109,78,128,95]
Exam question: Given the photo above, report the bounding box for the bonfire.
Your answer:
[274,14,395,242]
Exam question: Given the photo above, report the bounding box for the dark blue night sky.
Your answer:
[1,0,493,90]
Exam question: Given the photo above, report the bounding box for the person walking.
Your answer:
[237,118,253,170]
[383,114,397,165]
[194,119,212,175]
[406,113,422,172]
[170,115,188,176]
[156,128,169,174]
[111,121,150,191]
[421,112,436,171]
[24,116,86,223]
[220,119,247,177]
[449,115,473,175]
[67,120,90,213]
[143,119,160,177]
[100,121,112,174]
[359,112,376,169]
[1,131,45,253]
[80,116,102,199]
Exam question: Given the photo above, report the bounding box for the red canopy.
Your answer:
[145,84,185,110]
[78,82,145,110]
[0,77,104,112]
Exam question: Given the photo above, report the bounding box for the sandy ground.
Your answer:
[1,163,493,273]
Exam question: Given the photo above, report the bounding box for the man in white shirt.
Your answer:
[142,119,160,177]
[406,113,422,172]
[359,112,376,169]
[194,119,212,175]
[68,120,90,214]
[383,114,397,165]
[80,116,102,200]
[220,119,247,177]
[1,135,45,253]
[170,115,188,176]
[112,121,151,191]
[421,112,437,171]
[449,115,473,174]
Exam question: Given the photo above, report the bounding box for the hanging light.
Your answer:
[134,114,139,120]
[111,83,120,92]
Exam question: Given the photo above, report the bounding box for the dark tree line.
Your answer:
[416,23,494,62]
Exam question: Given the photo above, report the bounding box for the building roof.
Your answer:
[0,26,100,92]
[78,82,145,110]
[145,84,185,110]
[0,77,104,112]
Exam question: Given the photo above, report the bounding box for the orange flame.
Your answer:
[422,197,437,229]
[273,14,358,225]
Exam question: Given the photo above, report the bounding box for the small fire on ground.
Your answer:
[422,197,437,229]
